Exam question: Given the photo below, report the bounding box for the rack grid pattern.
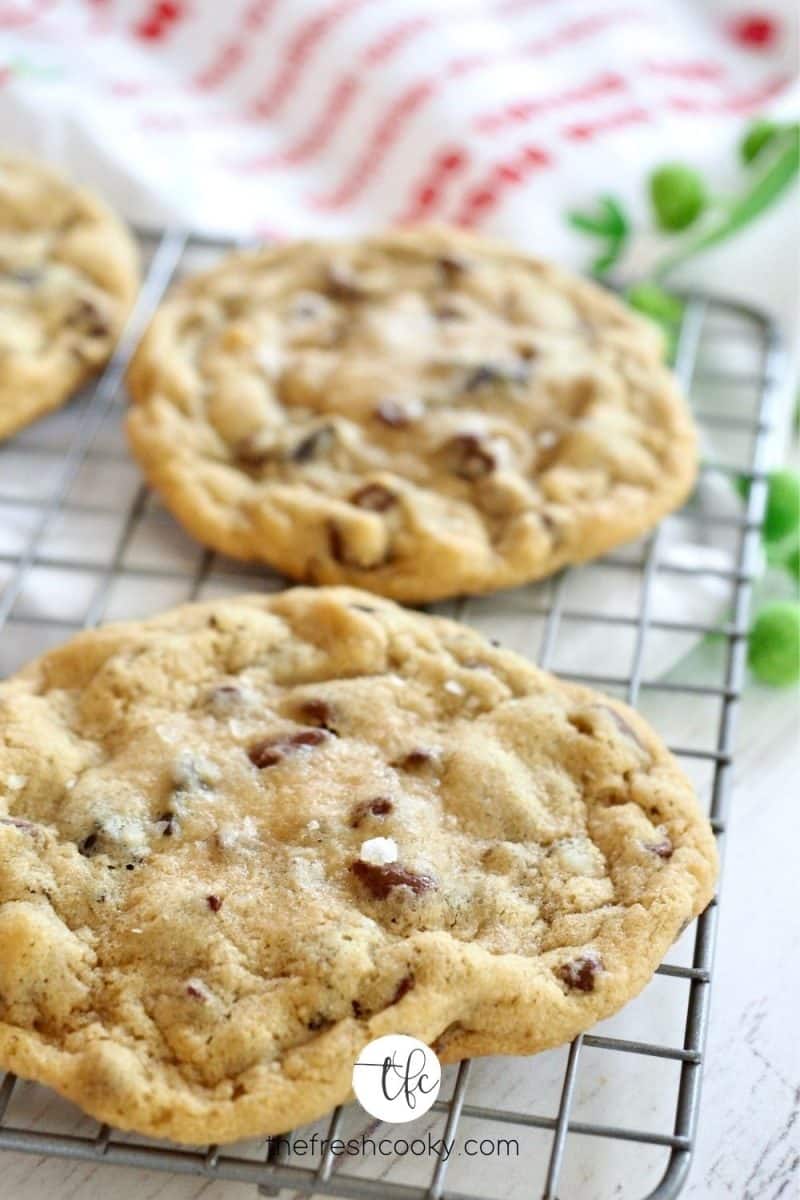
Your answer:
[0,227,783,1200]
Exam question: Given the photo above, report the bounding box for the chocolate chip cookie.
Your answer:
[0,588,716,1143]
[0,156,139,441]
[127,227,696,602]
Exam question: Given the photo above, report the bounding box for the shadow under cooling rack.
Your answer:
[0,226,784,1200]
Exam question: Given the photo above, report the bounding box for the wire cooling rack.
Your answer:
[0,227,784,1200]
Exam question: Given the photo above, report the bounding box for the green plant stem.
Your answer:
[654,132,799,279]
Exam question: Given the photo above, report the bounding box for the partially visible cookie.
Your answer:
[127,227,696,602]
[0,587,717,1143]
[0,156,139,440]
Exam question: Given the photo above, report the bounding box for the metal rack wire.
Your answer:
[0,227,783,1199]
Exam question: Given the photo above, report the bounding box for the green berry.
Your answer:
[748,602,800,686]
[764,470,800,544]
[783,543,800,581]
[649,164,708,232]
[740,118,780,165]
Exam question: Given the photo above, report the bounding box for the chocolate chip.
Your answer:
[556,953,603,992]
[291,424,335,463]
[157,811,177,836]
[248,728,329,768]
[391,973,415,1004]
[437,253,470,280]
[325,261,367,300]
[350,797,394,827]
[463,362,528,392]
[351,999,366,1019]
[349,483,397,512]
[78,831,99,857]
[69,298,109,339]
[443,433,496,480]
[207,894,223,911]
[374,398,414,428]
[236,433,276,467]
[645,838,673,860]
[328,521,346,564]
[296,698,334,728]
[185,983,208,1001]
[351,859,437,899]
[395,747,437,770]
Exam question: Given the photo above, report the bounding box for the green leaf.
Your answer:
[626,282,684,324]
[591,235,625,278]
[567,195,630,278]
[740,118,781,165]
[656,130,800,277]
[567,194,629,239]
[598,195,629,239]
[567,211,611,236]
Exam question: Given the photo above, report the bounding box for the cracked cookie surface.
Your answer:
[0,156,139,441]
[0,588,716,1142]
[127,227,696,602]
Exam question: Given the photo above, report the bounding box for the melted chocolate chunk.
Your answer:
[291,424,335,463]
[207,894,223,912]
[157,811,177,836]
[437,253,471,280]
[645,838,673,860]
[185,983,208,1001]
[69,298,109,339]
[391,973,416,1004]
[327,521,346,564]
[248,728,329,768]
[349,483,397,512]
[296,698,335,728]
[325,261,369,300]
[78,831,99,857]
[236,434,275,468]
[350,796,394,827]
[443,433,496,480]
[557,953,603,992]
[351,859,437,899]
[395,747,437,770]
